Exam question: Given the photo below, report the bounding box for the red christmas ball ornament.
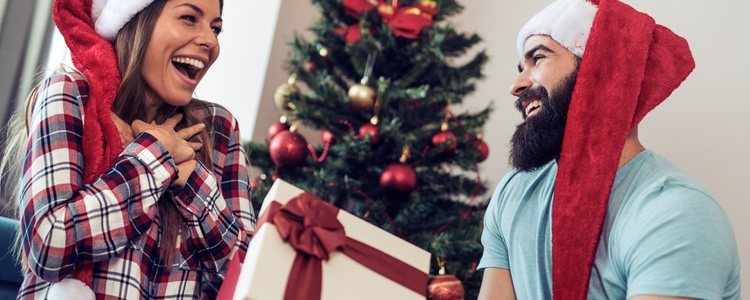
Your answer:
[427,274,465,300]
[380,163,417,194]
[267,121,290,143]
[250,177,260,190]
[304,61,316,73]
[358,123,379,145]
[320,130,335,144]
[269,130,308,167]
[475,139,489,162]
[431,130,457,155]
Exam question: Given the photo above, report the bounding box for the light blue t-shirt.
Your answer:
[479,150,741,299]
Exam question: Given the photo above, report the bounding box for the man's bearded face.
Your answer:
[510,69,577,171]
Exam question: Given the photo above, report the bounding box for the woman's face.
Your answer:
[142,0,222,107]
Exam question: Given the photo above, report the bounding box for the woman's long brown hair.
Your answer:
[112,0,223,264]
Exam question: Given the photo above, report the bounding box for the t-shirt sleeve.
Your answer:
[478,180,511,270]
[616,185,739,299]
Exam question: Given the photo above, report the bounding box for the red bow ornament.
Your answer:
[336,0,437,43]
[272,194,347,260]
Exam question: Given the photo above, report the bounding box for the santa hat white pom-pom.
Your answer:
[91,0,156,41]
[48,278,95,300]
[516,0,598,58]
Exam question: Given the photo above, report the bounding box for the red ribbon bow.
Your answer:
[336,0,437,43]
[243,192,428,300]
[272,193,346,260]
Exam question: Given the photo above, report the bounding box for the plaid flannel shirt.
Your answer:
[17,72,256,299]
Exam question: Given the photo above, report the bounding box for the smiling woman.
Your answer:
[140,1,222,110]
[0,0,255,299]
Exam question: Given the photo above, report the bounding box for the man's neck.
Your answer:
[619,135,646,168]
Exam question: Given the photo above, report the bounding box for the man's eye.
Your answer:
[532,55,545,63]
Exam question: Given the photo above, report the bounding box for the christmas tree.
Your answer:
[246,0,490,297]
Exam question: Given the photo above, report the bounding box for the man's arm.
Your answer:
[478,268,516,300]
[618,185,739,299]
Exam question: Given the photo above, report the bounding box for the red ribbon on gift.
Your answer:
[255,192,428,299]
[335,0,437,43]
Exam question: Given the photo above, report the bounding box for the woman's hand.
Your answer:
[131,114,205,165]
[112,112,134,147]
[173,159,197,187]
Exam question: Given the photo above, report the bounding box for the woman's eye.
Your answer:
[211,26,223,35]
[180,15,197,24]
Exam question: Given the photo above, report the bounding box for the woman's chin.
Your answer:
[164,94,194,107]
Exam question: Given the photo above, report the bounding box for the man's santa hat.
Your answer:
[516,0,694,298]
[49,0,157,298]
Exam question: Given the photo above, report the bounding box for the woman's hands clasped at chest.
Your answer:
[113,113,205,187]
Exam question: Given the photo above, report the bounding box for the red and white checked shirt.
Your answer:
[17,72,255,299]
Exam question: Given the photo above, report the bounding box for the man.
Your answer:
[478,0,741,299]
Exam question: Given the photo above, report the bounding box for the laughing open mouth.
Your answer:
[171,57,205,80]
[524,99,542,118]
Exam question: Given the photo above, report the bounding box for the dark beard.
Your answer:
[510,71,577,172]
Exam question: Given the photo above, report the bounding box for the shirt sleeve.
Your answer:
[616,184,739,299]
[478,181,511,270]
[170,112,255,289]
[20,73,178,282]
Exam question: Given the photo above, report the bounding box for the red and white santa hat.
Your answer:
[515,0,694,298]
[49,0,157,298]
[91,0,156,41]
[516,0,597,58]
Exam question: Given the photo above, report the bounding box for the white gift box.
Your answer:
[224,179,431,300]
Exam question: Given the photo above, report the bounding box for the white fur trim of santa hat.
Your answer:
[517,0,598,58]
[48,278,96,300]
[92,0,156,41]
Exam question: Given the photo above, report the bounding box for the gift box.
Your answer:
[218,179,431,300]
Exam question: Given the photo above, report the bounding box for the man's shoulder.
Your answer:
[488,161,558,211]
[612,151,730,238]
[607,153,739,300]
[499,160,558,189]
[618,151,717,207]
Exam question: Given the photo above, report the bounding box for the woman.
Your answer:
[1,0,255,298]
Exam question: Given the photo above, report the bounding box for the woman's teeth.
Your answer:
[171,57,205,70]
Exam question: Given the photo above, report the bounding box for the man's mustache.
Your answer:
[514,87,549,113]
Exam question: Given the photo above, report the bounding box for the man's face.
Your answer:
[509,35,579,171]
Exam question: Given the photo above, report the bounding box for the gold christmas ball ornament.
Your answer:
[274,76,298,111]
[347,84,376,110]
[420,0,438,8]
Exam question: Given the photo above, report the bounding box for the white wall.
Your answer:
[249,0,749,292]
[248,0,319,142]
[195,0,282,140]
